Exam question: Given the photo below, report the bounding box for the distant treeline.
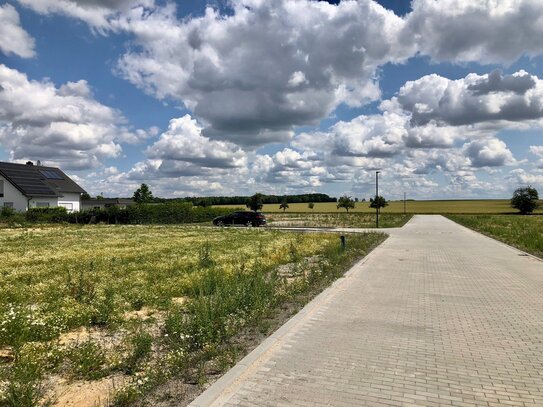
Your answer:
[177,193,337,206]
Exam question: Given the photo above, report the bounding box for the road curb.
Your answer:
[445,216,543,263]
[188,237,388,407]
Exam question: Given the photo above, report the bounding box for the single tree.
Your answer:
[196,198,210,207]
[279,197,289,212]
[246,193,264,212]
[369,195,388,213]
[337,195,355,212]
[308,202,315,211]
[511,186,539,214]
[81,192,91,200]
[133,183,154,204]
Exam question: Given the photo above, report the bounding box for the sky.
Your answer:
[1,0,543,200]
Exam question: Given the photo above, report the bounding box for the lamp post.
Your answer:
[375,171,381,228]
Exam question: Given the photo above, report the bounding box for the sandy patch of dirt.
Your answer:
[49,375,127,407]
[171,297,188,306]
[57,326,124,351]
[124,306,156,321]
[0,347,13,363]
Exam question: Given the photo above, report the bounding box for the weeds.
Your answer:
[198,242,215,268]
[120,331,153,375]
[0,354,44,407]
[0,225,386,405]
[65,262,96,304]
[66,341,108,380]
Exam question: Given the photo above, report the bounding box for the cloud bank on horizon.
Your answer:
[1,0,543,199]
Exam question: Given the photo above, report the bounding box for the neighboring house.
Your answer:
[81,198,135,211]
[0,161,86,212]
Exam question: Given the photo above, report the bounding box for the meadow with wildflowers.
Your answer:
[0,225,385,406]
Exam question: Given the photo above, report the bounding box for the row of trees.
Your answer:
[245,193,388,212]
[336,195,388,212]
[132,184,540,215]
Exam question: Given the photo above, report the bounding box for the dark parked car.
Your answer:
[213,211,267,227]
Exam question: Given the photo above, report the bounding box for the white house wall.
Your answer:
[28,197,59,209]
[58,192,81,212]
[0,175,29,212]
[0,175,82,213]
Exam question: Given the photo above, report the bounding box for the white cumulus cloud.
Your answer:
[403,0,543,64]
[111,0,410,146]
[464,138,515,168]
[145,115,247,170]
[0,4,36,58]
[0,64,149,170]
[393,70,543,128]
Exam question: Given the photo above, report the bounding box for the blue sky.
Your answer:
[1,0,543,199]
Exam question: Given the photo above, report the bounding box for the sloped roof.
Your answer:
[0,162,86,197]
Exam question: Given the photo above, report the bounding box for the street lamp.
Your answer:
[375,171,381,228]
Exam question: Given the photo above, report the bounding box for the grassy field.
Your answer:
[0,225,385,406]
[267,213,411,228]
[448,215,543,258]
[216,199,543,214]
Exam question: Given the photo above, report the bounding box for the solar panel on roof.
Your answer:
[0,162,85,196]
[39,169,63,180]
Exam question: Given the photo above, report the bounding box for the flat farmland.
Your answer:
[267,213,411,228]
[0,225,384,406]
[216,199,543,214]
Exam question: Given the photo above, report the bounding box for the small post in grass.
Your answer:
[340,235,346,249]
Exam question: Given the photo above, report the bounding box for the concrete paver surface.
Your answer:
[191,215,543,406]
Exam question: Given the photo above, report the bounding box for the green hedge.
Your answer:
[26,207,70,222]
[2,203,238,225]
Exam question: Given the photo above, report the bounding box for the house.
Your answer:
[0,161,86,212]
[81,198,135,211]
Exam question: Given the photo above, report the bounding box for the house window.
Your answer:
[0,180,3,197]
[36,202,50,208]
[3,202,13,208]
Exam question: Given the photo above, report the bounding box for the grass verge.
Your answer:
[447,214,543,258]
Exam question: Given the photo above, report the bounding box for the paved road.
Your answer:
[191,215,543,407]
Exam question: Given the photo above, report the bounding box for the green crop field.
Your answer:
[216,200,543,214]
[448,215,543,258]
[215,199,543,214]
[0,225,384,406]
[267,213,411,228]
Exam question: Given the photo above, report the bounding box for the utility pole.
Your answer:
[375,171,380,228]
[404,192,406,215]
